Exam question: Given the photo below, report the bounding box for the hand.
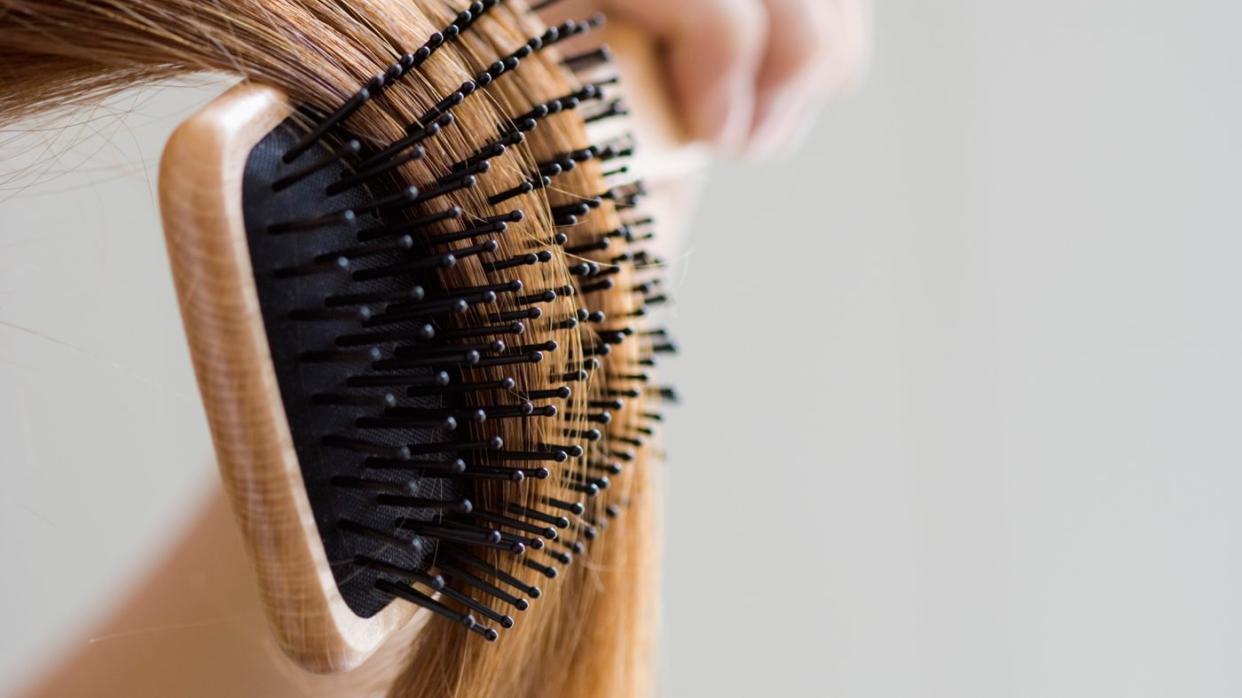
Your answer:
[541,0,868,159]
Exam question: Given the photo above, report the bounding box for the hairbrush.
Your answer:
[157,0,680,672]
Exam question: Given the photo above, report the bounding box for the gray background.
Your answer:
[2,1,1240,696]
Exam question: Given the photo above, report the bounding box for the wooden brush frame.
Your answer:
[157,21,699,675]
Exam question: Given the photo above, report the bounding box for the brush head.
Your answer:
[161,0,680,671]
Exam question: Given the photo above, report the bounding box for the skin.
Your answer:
[543,0,869,158]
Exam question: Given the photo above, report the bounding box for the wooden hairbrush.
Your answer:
[158,3,694,673]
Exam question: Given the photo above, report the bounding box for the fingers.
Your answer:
[553,0,868,158]
[749,0,868,158]
[603,0,768,151]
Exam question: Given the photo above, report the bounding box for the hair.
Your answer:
[0,1,658,697]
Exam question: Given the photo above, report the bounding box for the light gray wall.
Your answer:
[661,2,1242,697]
[0,80,226,688]
[1,1,1239,696]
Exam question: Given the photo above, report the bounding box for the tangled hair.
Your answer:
[0,1,658,696]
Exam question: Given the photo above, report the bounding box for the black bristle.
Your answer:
[283,75,383,163]
[562,46,613,72]
[448,549,543,598]
[356,555,446,590]
[507,503,571,528]
[327,144,425,195]
[361,113,454,170]
[438,560,531,611]
[438,585,514,631]
[273,139,361,191]
[376,578,476,628]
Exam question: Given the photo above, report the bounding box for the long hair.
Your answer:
[0,1,658,696]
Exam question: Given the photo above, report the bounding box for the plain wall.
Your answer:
[1,1,1239,696]
[662,2,1242,696]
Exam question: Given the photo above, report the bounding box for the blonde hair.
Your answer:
[0,1,659,696]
